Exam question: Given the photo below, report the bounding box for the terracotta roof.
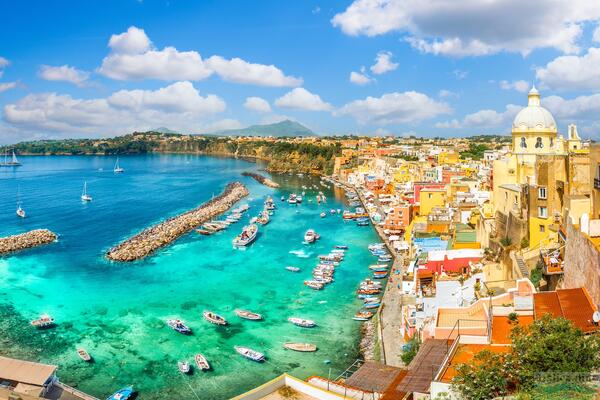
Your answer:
[439,344,511,383]
[0,356,57,386]
[491,315,534,344]
[395,339,450,394]
[533,288,599,333]
[533,292,563,319]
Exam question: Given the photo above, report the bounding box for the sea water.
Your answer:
[0,155,379,399]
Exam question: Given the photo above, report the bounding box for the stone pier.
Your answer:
[0,229,57,255]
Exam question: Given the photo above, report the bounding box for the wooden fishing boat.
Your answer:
[77,348,92,362]
[167,319,192,334]
[357,289,381,295]
[283,342,317,352]
[304,280,324,290]
[195,228,212,235]
[30,314,55,329]
[235,309,263,321]
[195,353,211,371]
[235,346,265,362]
[203,311,228,326]
[353,311,374,321]
[288,317,317,328]
[178,361,191,374]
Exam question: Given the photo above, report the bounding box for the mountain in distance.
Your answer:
[211,120,316,137]
[152,127,179,134]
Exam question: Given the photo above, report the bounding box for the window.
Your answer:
[505,192,508,200]
[428,193,432,198]
[550,137,554,147]
[514,195,518,205]
[539,224,545,233]
[538,187,547,199]
[520,137,527,148]
[535,137,544,148]
[538,206,548,218]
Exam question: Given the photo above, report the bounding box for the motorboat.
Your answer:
[369,265,389,272]
[304,280,324,290]
[255,211,270,225]
[281,196,285,201]
[364,302,381,309]
[284,343,317,352]
[288,194,298,204]
[106,386,134,400]
[288,317,316,328]
[235,309,263,321]
[335,245,349,250]
[233,224,258,247]
[304,229,319,244]
[352,311,374,321]
[357,220,370,226]
[77,348,92,362]
[235,346,265,362]
[320,212,326,218]
[195,353,211,371]
[286,266,301,272]
[167,319,192,334]
[178,361,191,374]
[203,311,228,326]
[31,314,55,329]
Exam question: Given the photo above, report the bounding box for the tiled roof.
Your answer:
[491,315,534,344]
[395,339,450,394]
[533,288,599,333]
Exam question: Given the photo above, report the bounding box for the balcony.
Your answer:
[540,248,564,275]
[595,178,600,190]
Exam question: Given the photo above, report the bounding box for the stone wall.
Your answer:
[563,219,600,306]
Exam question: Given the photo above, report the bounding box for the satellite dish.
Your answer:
[593,311,600,324]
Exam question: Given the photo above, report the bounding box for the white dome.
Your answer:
[512,86,557,131]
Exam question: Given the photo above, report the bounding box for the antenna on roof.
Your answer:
[592,311,600,325]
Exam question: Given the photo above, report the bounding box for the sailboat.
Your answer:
[114,157,124,173]
[0,150,21,167]
[81,182,92,202]
[16,187,25,218]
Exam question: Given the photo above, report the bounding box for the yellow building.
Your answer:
[419,188,446,216]
[438,150,459,165]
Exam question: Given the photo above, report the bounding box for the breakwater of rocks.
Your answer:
[241,172,280,188]
[107,182,249,262]
[0,229,57,255]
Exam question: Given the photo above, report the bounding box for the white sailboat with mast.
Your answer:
[0,149,21,167]
[16,187,25,218]
[81,181,92,202]
[114,157,124,173]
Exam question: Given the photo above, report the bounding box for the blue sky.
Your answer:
[2,0,600,143]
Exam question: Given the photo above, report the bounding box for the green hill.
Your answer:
[212,120,316,137]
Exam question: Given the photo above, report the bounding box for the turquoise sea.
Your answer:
[0,155,379,399]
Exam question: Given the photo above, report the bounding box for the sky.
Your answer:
[2,0,600,143]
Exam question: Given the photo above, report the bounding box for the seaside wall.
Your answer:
[241,172,280,188]
[562,219,600,306]
[0,229,57,255]
[107,182,249,262]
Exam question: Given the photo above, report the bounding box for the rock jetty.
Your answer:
[241,172,280,188]
[0,229,57,255]
[107,182,249,262]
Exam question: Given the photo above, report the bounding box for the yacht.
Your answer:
[233,224,258,247]
[0,150,21,167]
[304,229,319,244]
[81,182,92,202]
[114,157,124,173]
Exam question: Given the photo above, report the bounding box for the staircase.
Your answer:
[515,254,529,278]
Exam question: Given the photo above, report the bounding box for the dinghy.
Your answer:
[195,353,211,371]
[77,348,92,362]
[203,311,228,326]
[178,361,191,374]
[353,311,374,321]
[167,319,192,334]
[288,317,316,328]
[235,346,265,362]
[106,386,134,400]
[235,309,263,321]
[283,343,317,352]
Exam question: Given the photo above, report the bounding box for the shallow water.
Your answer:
[0,155,379,399]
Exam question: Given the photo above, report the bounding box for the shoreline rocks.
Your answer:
[241,172,280,188]
[106,182,249,262]
[0,229,57,255]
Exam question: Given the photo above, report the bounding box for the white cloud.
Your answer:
[332,0,600,56]
[499,80,529,93]
[0,57,9,79]
[453,69,468,80]
[350,70,373,85]
[39,65,90,86]
[0,82,17,93]
[244,96,271,113]
[370,51,398,75]
[205,56,301,87]
[3,81,226,137]
[275,88,333,111]
[436,104,521,128]
[335,91,451,125]
[536,47,600,91]
[594,25,600,43]
[438,89,458,98]
[98,26,301,86]
[544,93,600,121]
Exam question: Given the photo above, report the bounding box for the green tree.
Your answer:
[452,350,510,400]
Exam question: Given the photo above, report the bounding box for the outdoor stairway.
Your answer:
[515,254,529,278]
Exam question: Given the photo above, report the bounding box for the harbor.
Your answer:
[241,171,280,188]
[0,229,57,255]
[106,181,249,261]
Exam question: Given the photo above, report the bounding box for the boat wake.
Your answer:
[289,249,311,258]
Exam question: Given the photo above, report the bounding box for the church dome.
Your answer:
[512,85,557,132]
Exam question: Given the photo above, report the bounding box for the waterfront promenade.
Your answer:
[107,181,249,261]
[0,229,57,255]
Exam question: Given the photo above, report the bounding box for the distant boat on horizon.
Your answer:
[0,150,21,167]
[81,181,92,202]
[114,157,124,173]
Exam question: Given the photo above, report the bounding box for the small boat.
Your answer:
[357,220,370,226]
[31,314,55,329]
[284,343,317,352]
[0,150,21,167]
[288,194,298,204]
[106,386,134,400]
[364,302,381,309]
[16,205,25,218]
[288,317,316,328]
[353,311,374,321]
[77,348,92,362]
[369,266,389,272]
[373,272,388,279]
[281,196,285,201]
[167,319,192,334]
[335,245,349,250]
[235,346,265,362]
[114,157,124,173]
[286,266,301,272]
[233,224,258,247]
[178,361,191,374]
[304,229,318,243]
[81,181,92,202]
[304,280,324,290]
[320,212,326,218]
[203,311,228,326]
[195,353,211,371]
[235,309,263,321]
[196,229,212,235]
